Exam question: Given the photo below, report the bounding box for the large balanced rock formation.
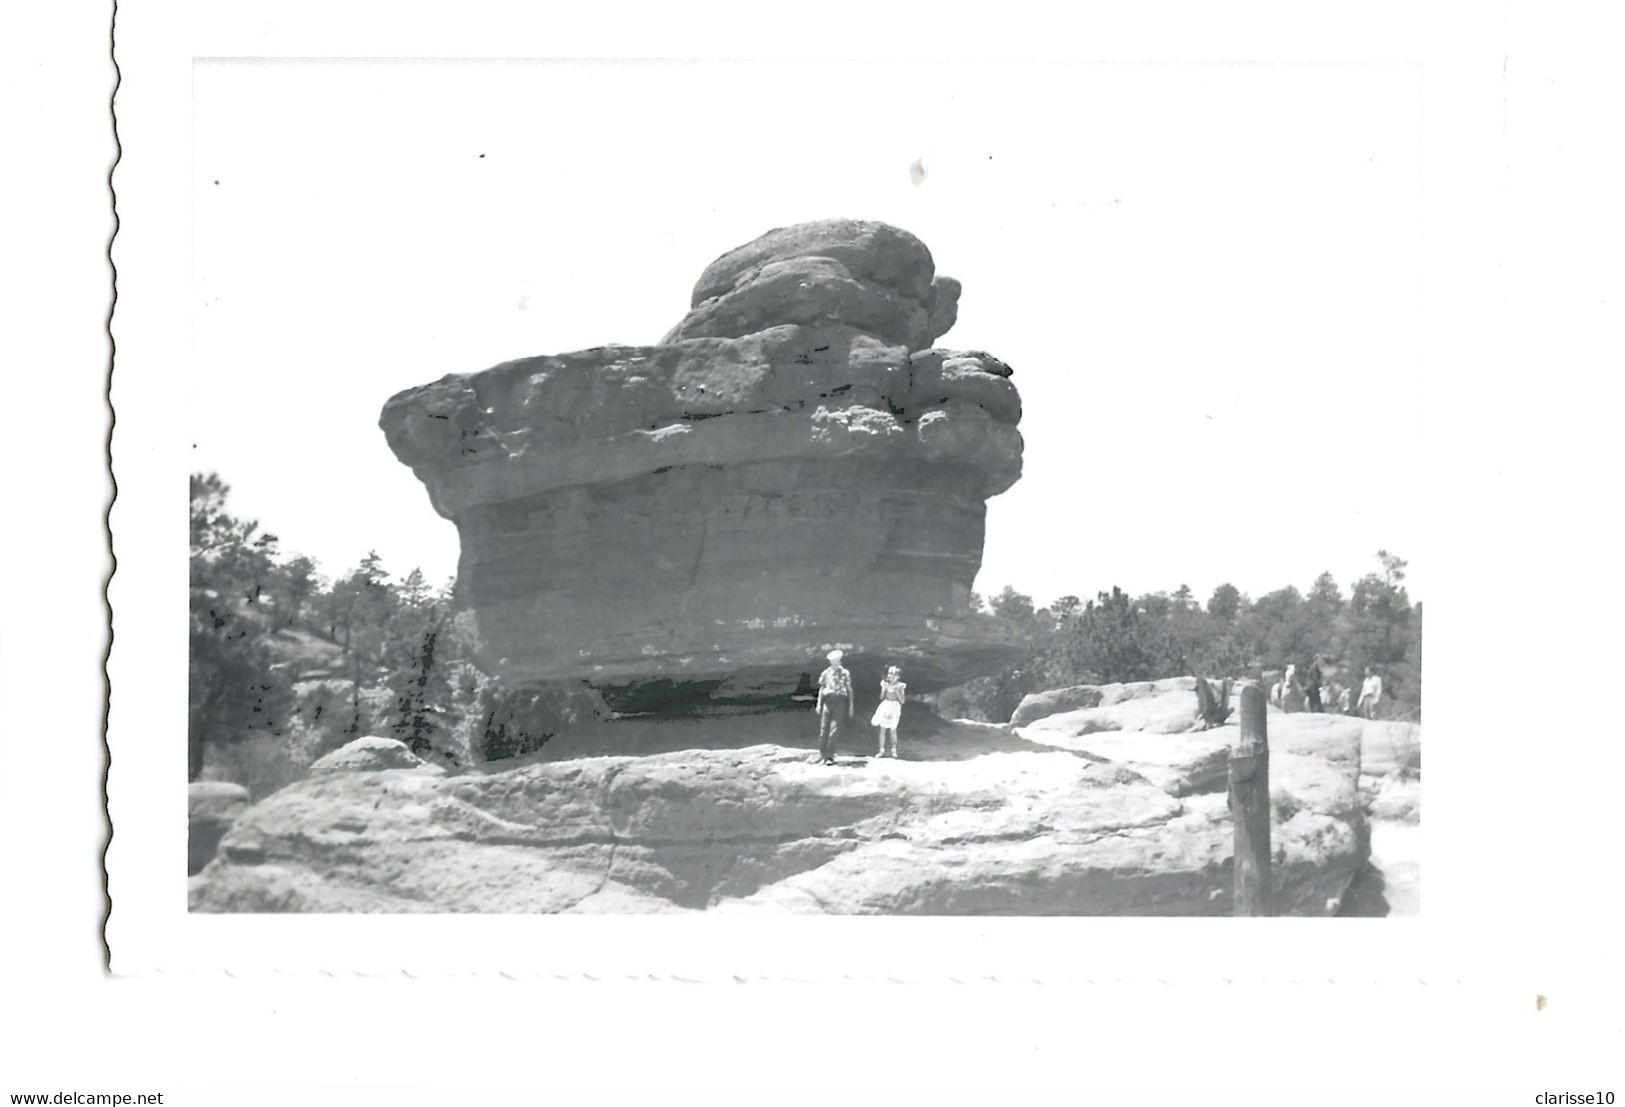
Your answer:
[189,680,1397,915]
[381,220,1023,709]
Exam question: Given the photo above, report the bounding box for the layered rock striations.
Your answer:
[381,220,1024,707]
[190,680,1395,915]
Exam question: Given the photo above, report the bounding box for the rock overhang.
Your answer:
[380,219,1026,704]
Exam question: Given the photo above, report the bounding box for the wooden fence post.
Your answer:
[1229,682,1272,916]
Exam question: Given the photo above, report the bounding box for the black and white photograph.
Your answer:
[180,59,1423,918]
[8,4,1623,1103]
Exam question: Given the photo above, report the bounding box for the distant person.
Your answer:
[814,649,854,765]
[871,665,907,758]
[1305,657,1325,713]
[1337,685,1353,714]
[1281,663,1299,712]
[1358,667,1383,719]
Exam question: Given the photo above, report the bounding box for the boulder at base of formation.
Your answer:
[190,680,1396,915]
[309,736,428,774]
[1008,683,1105,727]
[1014,676,1222,736]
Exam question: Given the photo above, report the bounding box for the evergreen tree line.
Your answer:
[189,474,583,793]
[936,554,1422,724]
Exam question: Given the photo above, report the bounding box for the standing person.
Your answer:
[1305,657,1325,713]
[871,665,907,759]
[1358,667,1384,719]
[814,649,854,765]
[1281,663,1299,712]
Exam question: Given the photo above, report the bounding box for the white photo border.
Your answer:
[113,1,1517,994]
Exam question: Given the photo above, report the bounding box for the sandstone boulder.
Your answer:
[1009,683,1105,727]
[1024,726,1232,797]
[309,736,427,774]
[665,219,960,350]
[188,780,250,875]
[190,688,1384,915]
[1017,677,1219,735]
[907,349,1021,424]
[689,219,937,305]
[380,221,1024,708]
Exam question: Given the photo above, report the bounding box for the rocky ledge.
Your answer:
[191,679,1413,915]
[380,220,1023,707]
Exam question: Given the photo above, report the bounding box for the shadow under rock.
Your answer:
[471,702,1095,770]
[1336,860,1392,917]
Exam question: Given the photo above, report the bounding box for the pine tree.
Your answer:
[277,554,319,630]
[1207,583,1243,623]
[399,566,430,610]
[188,473,295,780]
[389,609,451,758]
[331,550,399,738]
[1344,551,1418,714]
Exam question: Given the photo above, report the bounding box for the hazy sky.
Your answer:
[193,58,1425,606]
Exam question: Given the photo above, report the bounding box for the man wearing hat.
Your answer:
[1305,656,1326,714]
[814,649,854,765]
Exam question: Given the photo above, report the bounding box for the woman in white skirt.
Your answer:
[871,666,906,758]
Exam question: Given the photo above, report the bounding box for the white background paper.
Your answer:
[3,1,1622,1102]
